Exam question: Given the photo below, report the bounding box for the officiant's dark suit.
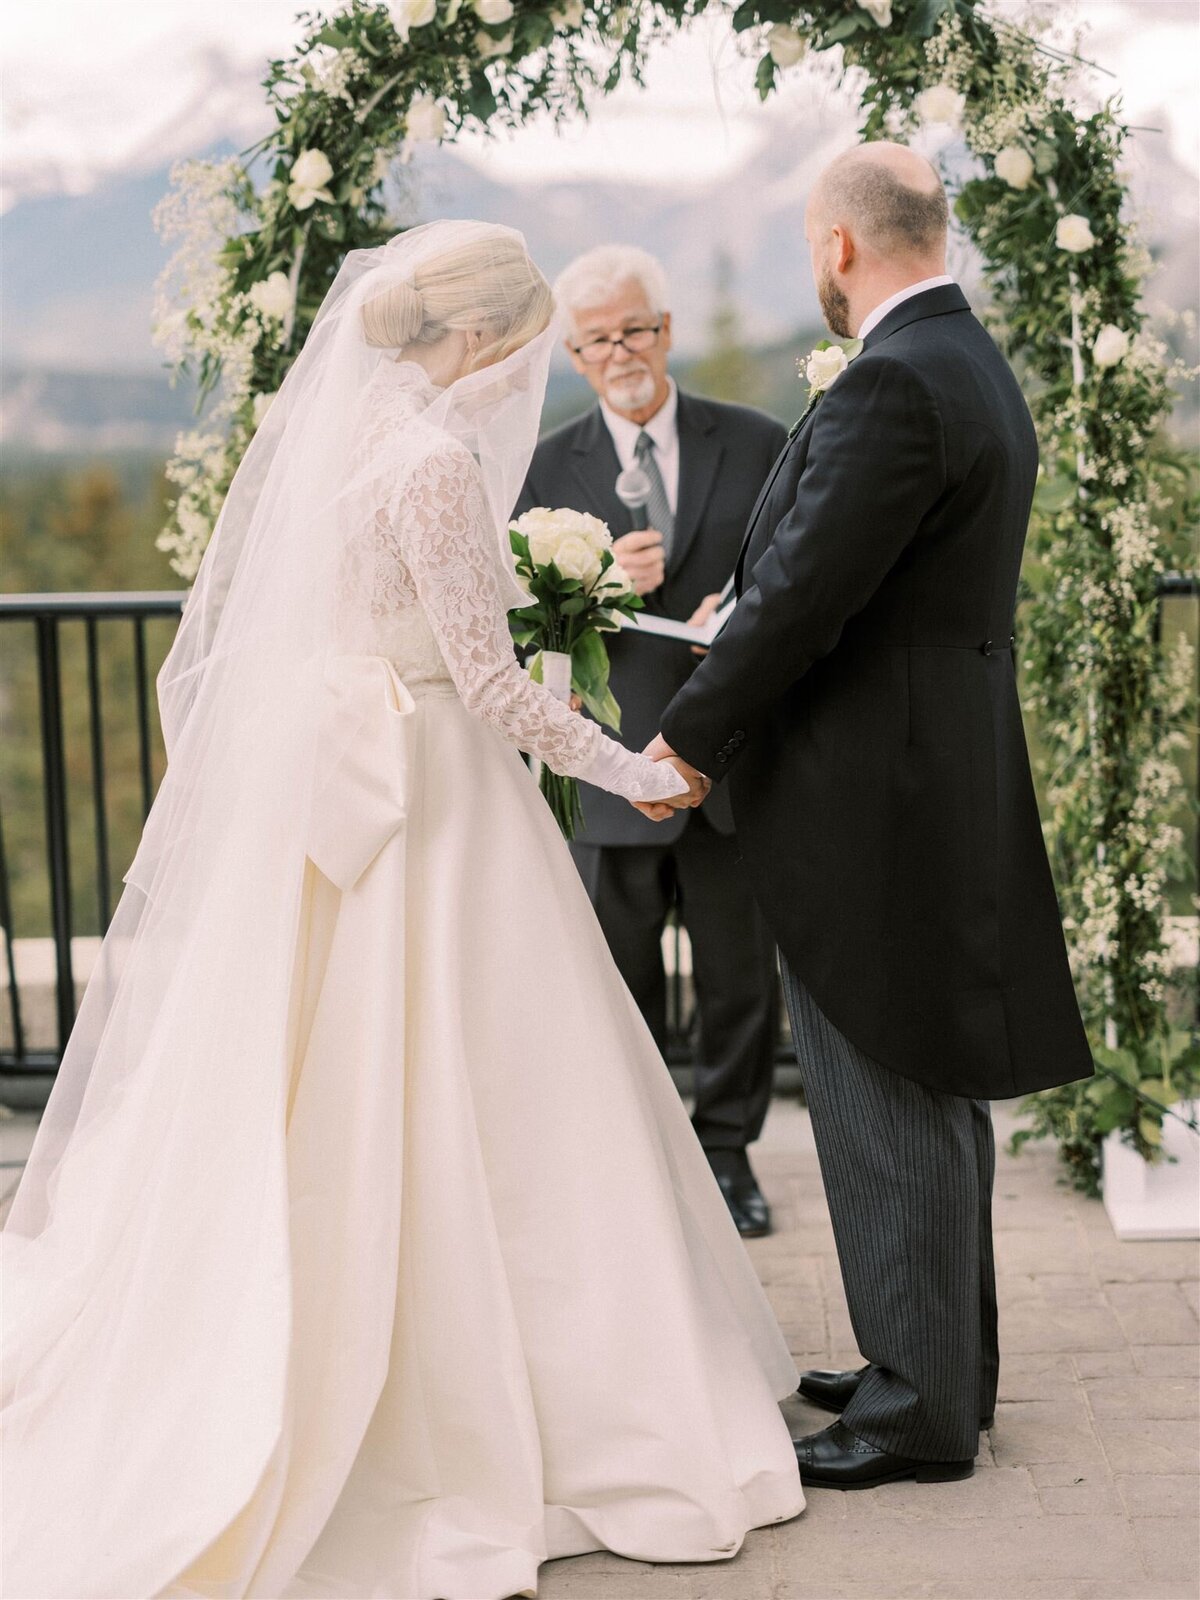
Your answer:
[662,281,1094,1468]
[516,388,786,1214]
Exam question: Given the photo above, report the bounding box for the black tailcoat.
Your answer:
[517,391,786,846]
[661,285,1093,1101]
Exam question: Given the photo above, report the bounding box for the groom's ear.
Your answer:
[833,224,855,275]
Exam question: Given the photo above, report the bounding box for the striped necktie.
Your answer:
[634,429,674,557]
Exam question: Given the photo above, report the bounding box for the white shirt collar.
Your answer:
[599,377,678,457]
[857,275,956,341]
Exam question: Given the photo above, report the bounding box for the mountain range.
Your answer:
[2,99,1195,453]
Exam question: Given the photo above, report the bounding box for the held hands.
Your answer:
[612,530,666,596]
[631,734,712,822]
[686,592,724,657]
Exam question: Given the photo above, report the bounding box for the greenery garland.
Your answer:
[153,0,1197,1194]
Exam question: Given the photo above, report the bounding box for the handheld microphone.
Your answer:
[615,464,652,531]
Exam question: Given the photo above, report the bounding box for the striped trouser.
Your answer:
[781,963,999,1463]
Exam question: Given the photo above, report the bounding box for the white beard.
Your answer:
[604,367,656,412]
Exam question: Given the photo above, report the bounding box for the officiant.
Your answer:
[516,245,786,1237]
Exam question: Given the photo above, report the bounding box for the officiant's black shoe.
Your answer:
[793,1421,974,1491]
[797,1367,994,1429]
[707,1149,771,1238]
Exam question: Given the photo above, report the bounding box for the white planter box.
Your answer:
[1102,1101,1200,1241]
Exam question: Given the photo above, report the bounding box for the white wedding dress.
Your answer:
[2,358,802,1600]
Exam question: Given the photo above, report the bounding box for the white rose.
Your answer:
[1056,213,1096,253]
[406,95,446,141]
[1092,324,1130,369]
[550,0,585,26]
[994,145,1034,190]
[473,0,514,21]
[524,523,565,567]
[391,0,436,39]
[860,0,892,25]
[553,535,602,585]
[767,24,805,67]
[601,561,635,595]
[286,148,335,210]
[514,507,560,542]
[475,27,513,55]
[806,344,849,392]
[247,271,294,321]
[574,511,613,552]
[914,84,965,127]
[252,391,278,428]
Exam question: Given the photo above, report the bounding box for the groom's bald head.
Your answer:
[806,142,949,337]
[810,142,948,264]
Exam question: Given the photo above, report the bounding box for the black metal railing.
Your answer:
[0,592,185,1073]
[1,579,1196,1079]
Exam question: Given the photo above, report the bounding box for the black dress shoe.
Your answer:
[707,1150,771,1237]
[794,1420,974,1490]
[798,1365,871,1415]
[797,1366,996,1430]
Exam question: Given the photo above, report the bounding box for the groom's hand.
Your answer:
[630,736,711,820]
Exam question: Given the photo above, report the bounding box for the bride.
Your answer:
[1,220,803,1600]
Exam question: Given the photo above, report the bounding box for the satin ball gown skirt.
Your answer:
[2,667,803,1600]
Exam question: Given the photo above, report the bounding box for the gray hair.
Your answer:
[552,245,670,324]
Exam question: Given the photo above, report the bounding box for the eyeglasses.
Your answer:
[570,319,665,365]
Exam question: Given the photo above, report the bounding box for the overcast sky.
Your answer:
[2,0,1197,207]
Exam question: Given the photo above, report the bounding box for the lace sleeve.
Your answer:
[394,440,688,802]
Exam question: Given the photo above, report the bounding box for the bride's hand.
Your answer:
[630,755,710,820]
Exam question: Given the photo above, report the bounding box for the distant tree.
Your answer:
[688,250,764,410]
[1,459,177,943]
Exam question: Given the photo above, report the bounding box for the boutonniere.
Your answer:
[787,337,863,439]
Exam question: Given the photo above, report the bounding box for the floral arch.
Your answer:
[153,0,1195,1187]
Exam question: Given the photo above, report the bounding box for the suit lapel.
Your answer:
[667,392,722,580]
[569,406,626,525]
[733,404,817,592]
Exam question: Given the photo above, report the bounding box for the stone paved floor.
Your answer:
[2,1097,1197,1600]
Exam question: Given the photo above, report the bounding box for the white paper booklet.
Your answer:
[618,576,737,648]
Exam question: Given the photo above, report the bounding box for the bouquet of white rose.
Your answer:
[509,506,644,838]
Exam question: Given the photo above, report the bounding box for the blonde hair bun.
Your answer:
[359,234,554,368]
[361,279,426,348]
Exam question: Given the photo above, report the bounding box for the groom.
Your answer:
[644,141,1094,1489]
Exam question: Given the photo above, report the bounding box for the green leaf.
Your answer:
[754,54,777,101]
[731,1,761,33]
[582,684,622,730]
[823,14,867,44]
[467,74,498,121]
[1093,1045,1139,1085]
[1136,1079,1173,1109]
[1034,140,1058,176]
[314,25,351,48]
[907,0,950,39]
[1138,1115,1164,1147]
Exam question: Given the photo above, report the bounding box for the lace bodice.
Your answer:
[338,361,687,803]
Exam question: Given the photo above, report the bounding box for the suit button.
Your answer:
[1010,634,1016,648]
[716,751,728,764]
[981,640,993,656]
